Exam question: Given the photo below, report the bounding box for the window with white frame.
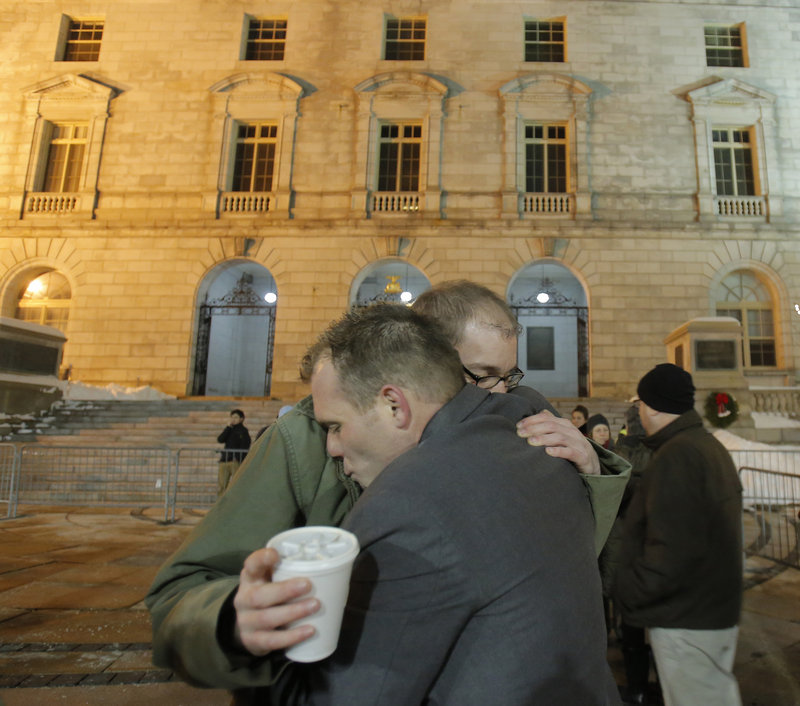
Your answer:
[210,73,305,216]
[231,123,278,192]
[245,18,287,60]
[524,123,567,193]
[712,127,756,197]
[377,123,422,192]
[499,74,590,217]
[23,74,115,216]
[715,270,776,367]
[384,18,426,60]
[41,123,88,193]
[705,24,746,68]
[686,79,778,220]
[60,18,104,61]
[353,72,446,216]
[524,20,565,62]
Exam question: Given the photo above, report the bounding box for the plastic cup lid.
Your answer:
[267,526,359,571]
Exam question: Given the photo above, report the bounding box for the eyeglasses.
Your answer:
[462,365,524,391]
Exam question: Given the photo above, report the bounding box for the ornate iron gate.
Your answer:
[510,300,589,398]
[192,275,276,396]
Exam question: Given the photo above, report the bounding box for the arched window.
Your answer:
[714,270,776,367]
[16,271,72,333]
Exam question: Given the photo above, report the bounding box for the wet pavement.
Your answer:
[1,506,799,705]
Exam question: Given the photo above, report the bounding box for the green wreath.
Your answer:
[704,391,739,429]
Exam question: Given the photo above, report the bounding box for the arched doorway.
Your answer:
[508,261,588,397]
[12,269,71,334]
[191,261,277,396]
[349,258,430,307]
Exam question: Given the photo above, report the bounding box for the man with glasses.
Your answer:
[147,281,629,702]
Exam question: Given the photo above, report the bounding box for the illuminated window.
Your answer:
[705,24,746,68]
[715,270,776,367]
[61,19,103,61]
[712,127,756,197]
[377,123,422,192]
[231,123,278,192]
[42,123,88,193]
[384,18,426,60]
[16,271,71,333]
[524,20,565,62]
[245,18,287,60]
[524,124,567,193]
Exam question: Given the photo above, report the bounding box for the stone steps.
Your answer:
[4,398,294,448]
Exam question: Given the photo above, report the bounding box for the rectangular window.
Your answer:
[384,17,426,60]
[524,20,565,62]
[62,19,103,61]
[232,123,278,192]
[42,123,87,192]
[377,123,421,191]
[524,124,567,193]
[712,127,755,196]
[245,18,287,60]
[705,24,746,67]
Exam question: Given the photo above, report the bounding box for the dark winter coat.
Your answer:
[614,409,742,630]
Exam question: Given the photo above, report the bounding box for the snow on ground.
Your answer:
[57,380,176,401]
[752,411,800,429]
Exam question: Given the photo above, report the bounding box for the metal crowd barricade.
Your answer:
[16,444,173,520]
[169,447,225,522]
[738,462,800,571]
[729,449,800,477]
[0,443,20,519]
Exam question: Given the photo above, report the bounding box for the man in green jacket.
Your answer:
[146,280,630,700]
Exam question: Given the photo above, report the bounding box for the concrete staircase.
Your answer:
[3,398,292,448]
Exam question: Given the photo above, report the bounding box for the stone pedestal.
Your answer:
[0,317,66,415]
[664,317,755,438]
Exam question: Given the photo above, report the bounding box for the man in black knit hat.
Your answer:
[614,363,743,706]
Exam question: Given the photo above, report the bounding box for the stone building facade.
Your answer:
[0,0,798,401]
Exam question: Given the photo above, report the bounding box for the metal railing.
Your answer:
[740,465,800,570]
[0,444,20,519]
[1,444,250,523]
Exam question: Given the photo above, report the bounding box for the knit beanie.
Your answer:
[586,414,610,436]
[636,363,695,415]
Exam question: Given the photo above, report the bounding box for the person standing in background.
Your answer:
[572,404,589,435]
[217,409,251,495]
[587,413,615,451]
[615,364,743,706]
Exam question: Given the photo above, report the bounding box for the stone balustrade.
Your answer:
[751,388,800,418]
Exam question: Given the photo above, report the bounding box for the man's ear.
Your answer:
[379,384,412,429]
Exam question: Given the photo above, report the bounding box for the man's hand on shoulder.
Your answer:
[516,410,601,476]
[232,547,320,657]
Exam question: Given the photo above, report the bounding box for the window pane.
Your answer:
[63,20,103,61]
[524,21,565,62]
[399,143,420,191]
[547,144,567,192]
[714,147,734,195]
[62,144,85,191]
[733,148,755,196]
[525,144,544,192]
[705,25,744,67]
[385,18,426,60]
[378,143,399,191]
[252,143,276,191]
[232,143,254,191]
[246,19,287,60]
